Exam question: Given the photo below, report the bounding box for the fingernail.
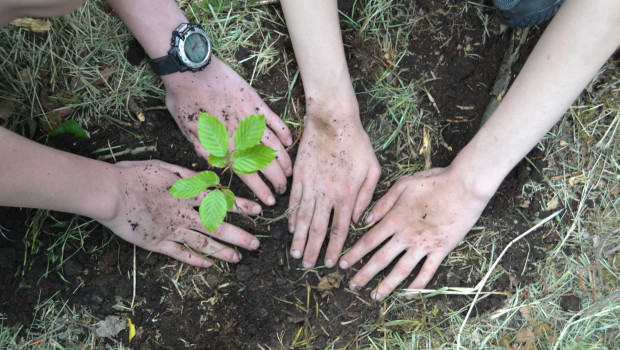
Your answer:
[340,260,349,269]
[203,260,212,268]
[325,259,334,268]
[250,239,259,250]
[371,291,383,301]
[349,282,358,291]
[365,213,374,223]
[267,196,276,205]
[291,250,301,259]
[355,212,361,223]
[286,167,293,176]
[233,252,240,263]
[303,261,312,269]
[252,205,261,214]
[289,225,295,233]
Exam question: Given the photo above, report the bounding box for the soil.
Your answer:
[0,1,561,348]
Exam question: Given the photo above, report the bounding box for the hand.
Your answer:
[288,101,381,269]
[339,166,491,301]
[97,160,262,267]
[163,57,293,206]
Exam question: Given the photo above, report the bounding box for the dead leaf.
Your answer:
[39,108,74,132]
[95,315,125,338]
[534,322,551,338]
[317,271,344,292]
[0,98,15,127]
[545,196,560,211]
[514,327,535,344]
[519,305,536,326]
[18,69,34,85]
[92,65,115,87]
[10,18,52,33]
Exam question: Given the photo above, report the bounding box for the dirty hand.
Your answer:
[163,57,293,206]
[288,102,381,269]
[339,167,491,301]
[97,160,262,267]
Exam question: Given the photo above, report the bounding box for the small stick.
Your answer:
[98,145,157,160]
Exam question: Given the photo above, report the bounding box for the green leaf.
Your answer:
[208,154,228,168]
[169,171,219,198]
[232,144,277,174]
[222,189,235,210]
[199,190,228,232]
[233,114,265,151]
[47,120,90,139]
[198,112,228,157]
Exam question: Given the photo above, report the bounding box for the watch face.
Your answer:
[184,33,209,63]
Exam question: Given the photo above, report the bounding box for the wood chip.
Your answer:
[10,18,52,33]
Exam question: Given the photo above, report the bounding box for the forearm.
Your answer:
[0,127,120,221]
[280,0,356,114]
[453,0,620,197]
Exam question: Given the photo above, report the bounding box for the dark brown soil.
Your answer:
[0,1,561,348]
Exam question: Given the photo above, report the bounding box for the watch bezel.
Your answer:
[174,23,212,71]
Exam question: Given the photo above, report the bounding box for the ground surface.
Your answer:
[0,1,563,348]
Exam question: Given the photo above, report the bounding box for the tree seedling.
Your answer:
[169,112,276,232]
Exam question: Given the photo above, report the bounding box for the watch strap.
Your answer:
[147,54,185,76]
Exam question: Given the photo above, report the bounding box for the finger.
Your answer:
[175,228,242,263]
[258,159,288,195]
[339,217,395,269]
[300,200,332,268]
[262,128,293,177]
[232,197,262,216]
[352,165,381,223]
[183,212,260,251]
[348,239,407,291]
[287,179,303,234]
[290,195,315,260]
[260,104,293,147]
[365,178,407,224]
[157,241,213,268]
[405,253,444,295]
[324,204,353,268]
[372,250,424,301]
[237,173,276,206]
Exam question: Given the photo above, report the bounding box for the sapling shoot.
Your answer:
[169,112,276,232]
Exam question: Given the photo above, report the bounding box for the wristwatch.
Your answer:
[147,23,212,75]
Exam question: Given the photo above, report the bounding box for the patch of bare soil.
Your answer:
[0,1,560,348]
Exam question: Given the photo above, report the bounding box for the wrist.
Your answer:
[160,55,222,90]
[304,87,360,125]
[448,150,504,202]
[85,163,124,223]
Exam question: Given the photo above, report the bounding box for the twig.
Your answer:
[98,145,157,160]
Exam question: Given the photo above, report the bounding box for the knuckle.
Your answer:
[360,233,377,247]
[373,252,390,266]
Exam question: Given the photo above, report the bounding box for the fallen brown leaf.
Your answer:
[514,326,535,344]
[317,271,344,292]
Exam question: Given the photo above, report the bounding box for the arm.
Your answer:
[105,0,294,206]
[339,0,620,300]
[0,127,261,266]
[280,0,381,268]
